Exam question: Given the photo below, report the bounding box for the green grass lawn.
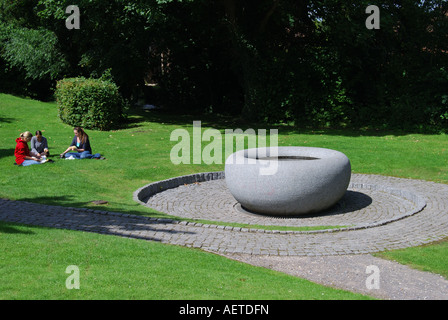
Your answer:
[1,92,448,299]
[375,239,448,279]
[1,221,370,300]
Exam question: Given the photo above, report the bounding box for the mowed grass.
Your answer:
[375,239,448,279]
[1,93,448,299]
[1,221,371,300]
[1,93,447,213]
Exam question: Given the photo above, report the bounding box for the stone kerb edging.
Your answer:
[343,182,427,230]
[133,172,428,234]
[133,171,224,205]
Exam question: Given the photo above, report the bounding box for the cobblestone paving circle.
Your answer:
[1,172,448,256]
[139,174,426,231]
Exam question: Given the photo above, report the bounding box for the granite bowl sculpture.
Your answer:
[224,146,351,216]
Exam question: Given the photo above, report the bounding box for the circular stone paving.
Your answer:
[132,171,448,255]
[135,172,426,232]
[1,172,447,256]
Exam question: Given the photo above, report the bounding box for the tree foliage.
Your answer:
[1,27,68,81]
[1,0,447,130]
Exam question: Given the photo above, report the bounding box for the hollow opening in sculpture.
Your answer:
[255,156,320,161]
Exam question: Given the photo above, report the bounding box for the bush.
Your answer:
[55,75,126,131]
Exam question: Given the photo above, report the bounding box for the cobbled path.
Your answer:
[1,173,448,255]
[132,173,448,255]
[1,173,448,299]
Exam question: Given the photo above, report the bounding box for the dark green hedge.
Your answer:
[55,76,126,131]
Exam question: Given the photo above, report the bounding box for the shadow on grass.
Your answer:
[122,107,271,132]
[94,202,171,219]
[0,115,15,124]
[18,195,92,209]
[16,195,172,220]
[0,221,35,235]
[122,107,440,138]
[0,148,14,161]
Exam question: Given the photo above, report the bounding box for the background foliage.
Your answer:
[1,0,447,131]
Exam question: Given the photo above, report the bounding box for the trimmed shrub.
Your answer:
[55,76,126,131]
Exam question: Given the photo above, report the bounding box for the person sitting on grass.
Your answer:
[30,130,50,158]
[14,131,48,166]
[60,126,103,159]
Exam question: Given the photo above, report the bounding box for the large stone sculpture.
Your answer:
[225,147,351,216]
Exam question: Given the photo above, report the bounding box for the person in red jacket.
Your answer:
[15,131,45,166]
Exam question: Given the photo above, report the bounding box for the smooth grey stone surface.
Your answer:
[224,147,351,216]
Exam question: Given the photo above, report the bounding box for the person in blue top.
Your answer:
[60,127,103,159]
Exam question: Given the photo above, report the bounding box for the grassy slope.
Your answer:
[1,221,370,300]
[1,93,448,299]
[0,93,373,300]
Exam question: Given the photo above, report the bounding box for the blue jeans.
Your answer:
[22,160,44,166]
[64,151,101,159]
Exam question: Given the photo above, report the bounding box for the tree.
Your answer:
[1,0,447,130]
[35,0,160,99]
[2,27,68,81]
[317,0,448,128]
